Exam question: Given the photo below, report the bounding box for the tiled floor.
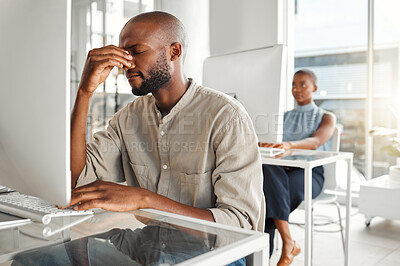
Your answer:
[269,205,400,266]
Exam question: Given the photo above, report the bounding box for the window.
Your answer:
[294,0,400,178]
[71,0,154,138]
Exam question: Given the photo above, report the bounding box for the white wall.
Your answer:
[209,0,284,56]
[157,0,210,84]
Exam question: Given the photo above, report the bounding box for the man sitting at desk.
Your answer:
[67,11,264,232]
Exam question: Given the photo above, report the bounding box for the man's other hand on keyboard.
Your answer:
[61,179,215,223]
[60,180,147,212]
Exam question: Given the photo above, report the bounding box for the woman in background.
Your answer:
[259,69,336,266]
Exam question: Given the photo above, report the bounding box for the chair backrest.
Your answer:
[322,126,341,190]
[330,126,341,153]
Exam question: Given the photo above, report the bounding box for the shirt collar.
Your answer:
[152,78,197,123]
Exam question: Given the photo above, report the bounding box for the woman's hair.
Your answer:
[294,69,317,86]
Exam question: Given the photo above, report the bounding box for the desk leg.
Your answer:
[252,248,269,266]
[345,157,353,266]
[62,216,70,241]
[13,227,19,249]
[304,167,312,266]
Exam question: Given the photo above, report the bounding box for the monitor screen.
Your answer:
[0,0,71,205]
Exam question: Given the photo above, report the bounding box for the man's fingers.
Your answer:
[89,45,131,60]
[72,181,105,193]
[96,58,128,70]
[73,199,106,211]
[72,180,117,193]
[90,54,133,68]
[88,57,129,70]
[66,190,105,208]
[107,44,131,55]
[72,190,105,201]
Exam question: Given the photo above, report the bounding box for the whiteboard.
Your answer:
[203,45,286,143]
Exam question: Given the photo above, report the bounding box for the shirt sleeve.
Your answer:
[76,116,125,187]
[208,113,265,232]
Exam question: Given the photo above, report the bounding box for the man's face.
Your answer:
[129,50,171,96]
[119,21,172,96]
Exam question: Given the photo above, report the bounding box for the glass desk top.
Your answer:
[2,209,268,265]
[0,215,89,262]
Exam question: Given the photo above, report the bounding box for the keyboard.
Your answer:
[259,147,285,157]
[0,191,93,224]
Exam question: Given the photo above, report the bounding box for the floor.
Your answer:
[269,204,400,266]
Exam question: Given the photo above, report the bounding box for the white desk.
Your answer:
[1,209,269,265]
[260,148,353,266]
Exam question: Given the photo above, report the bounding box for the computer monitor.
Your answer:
[0,0,71,205]
[203,45,286,143]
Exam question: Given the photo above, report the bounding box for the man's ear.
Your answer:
[313,85,318,93]
[170,42,182,61]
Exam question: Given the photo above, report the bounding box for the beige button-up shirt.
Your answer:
[78,79,265,231]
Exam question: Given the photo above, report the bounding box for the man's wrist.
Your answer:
[138,188,153,209]
[77,88,94,99]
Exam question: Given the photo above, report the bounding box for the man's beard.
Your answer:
[131,53,171,96]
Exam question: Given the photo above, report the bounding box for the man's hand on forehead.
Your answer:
[78,45,134,94]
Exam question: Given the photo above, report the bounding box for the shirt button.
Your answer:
[160,130,165,136]
[162,164,168,170]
